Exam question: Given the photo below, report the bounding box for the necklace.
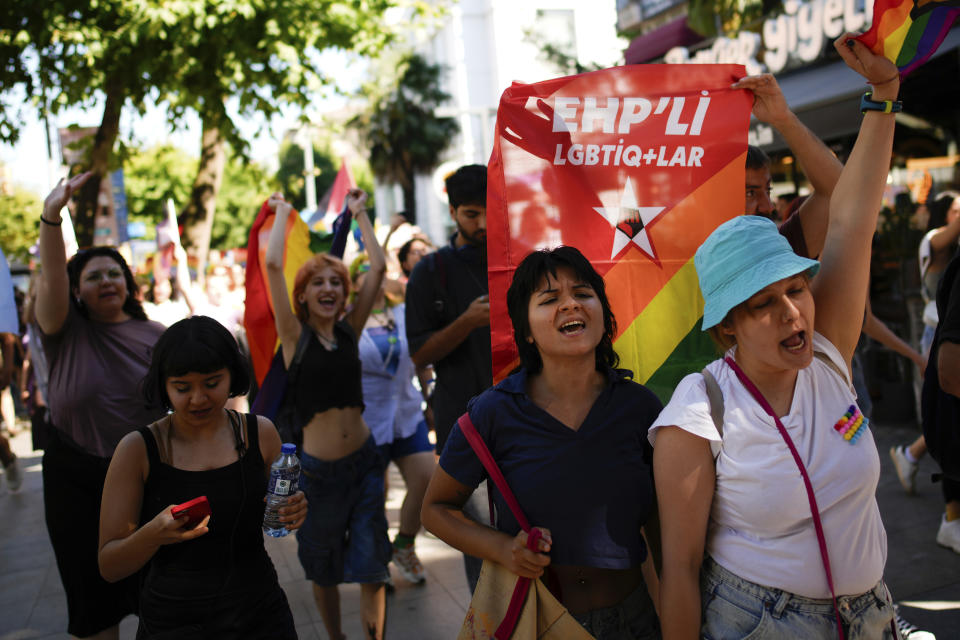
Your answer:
[371,306,397,333]
[313,328,338,351]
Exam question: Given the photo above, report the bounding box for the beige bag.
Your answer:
[459,561,593,640]
[455,413,594,640]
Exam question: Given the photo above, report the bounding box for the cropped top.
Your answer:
[294,320,364,427]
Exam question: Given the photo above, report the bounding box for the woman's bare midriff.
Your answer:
[301,407,371,460]
[551,565,644,614]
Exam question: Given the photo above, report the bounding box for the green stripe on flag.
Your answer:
[643,320,720,403]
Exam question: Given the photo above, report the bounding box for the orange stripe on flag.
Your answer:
[603,153,744,341]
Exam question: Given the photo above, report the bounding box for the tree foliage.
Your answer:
[0,0,414,247]
[122,142,275,250]
[276,140,339,212]
[351,53,458,221]
[0,186,42,261]
[686,0,782,38]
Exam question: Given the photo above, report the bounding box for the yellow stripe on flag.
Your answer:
[615,258,704,384]
[883,18,913,61]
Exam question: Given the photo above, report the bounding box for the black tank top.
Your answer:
[294,319,364,427]
[136,413,295,639]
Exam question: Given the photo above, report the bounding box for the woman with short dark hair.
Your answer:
[422,245,662,639]
[98,316,305,639]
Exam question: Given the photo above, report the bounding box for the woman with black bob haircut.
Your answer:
[36,173,168,639]
[423,246,663,639]
[99,315,306,639]
[140,314,250,408]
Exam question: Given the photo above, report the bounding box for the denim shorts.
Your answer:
[571,580,661,640]
[701,557,899,640]
[296,437,391,586]
[377,419,434,463]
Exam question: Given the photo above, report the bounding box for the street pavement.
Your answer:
[1,418,958,640]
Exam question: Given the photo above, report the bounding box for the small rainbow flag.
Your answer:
[858,0,960,77]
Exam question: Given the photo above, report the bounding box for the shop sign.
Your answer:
[664,32,765,74]
[664,0,874,74]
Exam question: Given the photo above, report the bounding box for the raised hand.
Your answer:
[43,172,92,220]
[730,74,791,127]
[346,188,368,215]
[836,33,900,97]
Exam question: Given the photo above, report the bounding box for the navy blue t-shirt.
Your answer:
[439,366,662,569]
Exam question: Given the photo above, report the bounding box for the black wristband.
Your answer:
[40,216,62,226]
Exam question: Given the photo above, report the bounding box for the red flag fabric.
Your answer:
[487,65,752,398]
[244,200,314,384]
[311,159,357,230]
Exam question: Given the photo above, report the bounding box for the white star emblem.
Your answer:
[593,178,664,261]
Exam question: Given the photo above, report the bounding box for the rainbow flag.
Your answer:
[487,66,751,400]
[244,200,317,385]
[859,0,960,76]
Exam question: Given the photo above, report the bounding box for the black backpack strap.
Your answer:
[288,323,313,381]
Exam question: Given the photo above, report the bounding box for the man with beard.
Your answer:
[405,164,490,591]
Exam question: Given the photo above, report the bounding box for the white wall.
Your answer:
[413,0,626,244]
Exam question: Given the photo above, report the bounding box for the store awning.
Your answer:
[624,16,704,65]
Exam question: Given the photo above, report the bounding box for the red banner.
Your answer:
[487,65,752,397]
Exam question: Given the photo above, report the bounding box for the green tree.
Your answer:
[1,0,411,258]
[122,142,276,251]
[0,186,42,261]
[123,144,194,231]
[686,0,781,37]
[352,53,459,222]
[214,155,277,250]
[276,140,339,213]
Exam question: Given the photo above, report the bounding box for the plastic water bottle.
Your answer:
[263,443,300,537]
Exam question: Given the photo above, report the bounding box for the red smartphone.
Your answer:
[170,496,211,529]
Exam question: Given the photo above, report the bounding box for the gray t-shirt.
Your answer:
[41,306,166,458]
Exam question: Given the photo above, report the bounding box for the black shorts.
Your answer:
[43,431,139,637]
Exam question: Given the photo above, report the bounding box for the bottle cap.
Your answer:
[281,443,297,455]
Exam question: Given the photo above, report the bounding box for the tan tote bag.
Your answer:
[455,413,593,640]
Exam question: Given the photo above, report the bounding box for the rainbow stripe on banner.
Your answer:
[859,0,960,76]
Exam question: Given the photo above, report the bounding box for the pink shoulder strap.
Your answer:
[457,413,543,640]
[723,356,845,640]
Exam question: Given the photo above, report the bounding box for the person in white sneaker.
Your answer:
[890,439,923,495]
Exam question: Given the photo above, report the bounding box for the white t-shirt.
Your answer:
[649,332,886,598]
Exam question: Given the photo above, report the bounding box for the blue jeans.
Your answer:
[296,437,391,586]
[701,557,899,640]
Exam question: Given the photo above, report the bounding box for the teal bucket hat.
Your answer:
[695,216,820,330]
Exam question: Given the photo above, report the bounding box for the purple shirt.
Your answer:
[41,306,166,457]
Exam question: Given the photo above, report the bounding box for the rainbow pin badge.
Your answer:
[833,405,869,444]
